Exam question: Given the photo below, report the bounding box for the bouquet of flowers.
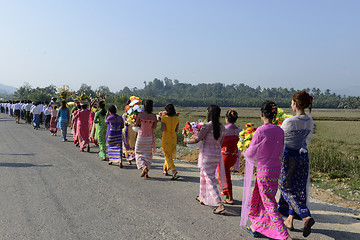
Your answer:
[123,96,144,129]
[273,108,292,126]
[71,90,90,102]
[182,120,204,149]
[157,111,165,122]
[237,123,257,151]
[157,111,180,122]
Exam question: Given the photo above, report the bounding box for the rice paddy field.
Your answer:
[152,107,360,204]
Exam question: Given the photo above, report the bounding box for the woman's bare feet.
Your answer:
[222,197,234,205]
[141,166,148,177]
[284,215,295,230]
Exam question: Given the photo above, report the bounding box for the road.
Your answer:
[0,114,359,240]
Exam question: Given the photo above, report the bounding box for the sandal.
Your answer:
[171,172,179,180]
[246,226,259,238]
[222,199,234,205]
[119,163,123,168]
[213,205,225,215]
[163,171,169,176]
[303,217,315,237]
[195,196,204,205]
[108,162,113,165]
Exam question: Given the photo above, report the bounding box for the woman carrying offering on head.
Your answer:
[94,101,108,161]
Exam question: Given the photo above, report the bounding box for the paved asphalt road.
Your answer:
[0,114,359,240]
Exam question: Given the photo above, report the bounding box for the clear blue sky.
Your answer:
[1,0,359,96]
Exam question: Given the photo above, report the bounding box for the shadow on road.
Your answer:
[0,153,35,156]
[312,228,360,240]
[0,163,52,168]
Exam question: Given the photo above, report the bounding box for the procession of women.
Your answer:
[0,90,315,240]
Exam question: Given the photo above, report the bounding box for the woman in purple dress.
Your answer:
[105,105,124,167]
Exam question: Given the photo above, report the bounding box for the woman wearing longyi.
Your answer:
[134,100,157,178]
[241,101,291,240]
[278,90,315,238]
[185,105,226,214]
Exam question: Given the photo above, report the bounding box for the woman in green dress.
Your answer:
[94,101,108,160]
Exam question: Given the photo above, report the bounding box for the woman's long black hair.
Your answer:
[207,105,221,140]
[164,103,176,116]
[144,100,153,113]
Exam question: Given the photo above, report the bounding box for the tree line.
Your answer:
[6,78,360,109]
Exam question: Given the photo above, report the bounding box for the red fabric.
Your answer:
[219,137,239,198]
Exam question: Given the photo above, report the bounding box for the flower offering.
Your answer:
[157,111,165,122]
[182,120,203,139]
[272,108,292,126]
[237,123,257,151]
[58,85,70,100]
[123,96,144,124]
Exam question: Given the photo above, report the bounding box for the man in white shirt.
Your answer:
[25,101,33,124]
[30,102,42,129]
[43,101,51,129]
[37,102,45,126]
[12,101,21,123]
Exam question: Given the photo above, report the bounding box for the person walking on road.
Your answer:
[73,102,91,151]
[93,101,108,161]
[161,103,180,180]
[278,90,315,238]
[134,100,157,178]
[218,109,241,205]
[185,105,227,214]
[57,100,70,142]
[240,101,292,240]
[105,105,124,167]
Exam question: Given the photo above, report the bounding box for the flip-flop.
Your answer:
[222,199,234,205]
[246,226,259,238]
[303,217,315,237]
[196,196,204,205]
[286,225,295,231]
[171,172,179,180]
[213,208,225,215]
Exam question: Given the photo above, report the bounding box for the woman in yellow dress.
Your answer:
[161,104,180,180]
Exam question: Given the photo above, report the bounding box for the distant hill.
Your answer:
[0,83,17,94]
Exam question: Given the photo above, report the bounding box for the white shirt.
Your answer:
[12,103,21,110]
[31,105,42,115]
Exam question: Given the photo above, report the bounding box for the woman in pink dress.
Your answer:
[48,104,58,136]
[241,101,291,240]
[185,105,227,214]
[134,100,157,178]
[73,103,91,152]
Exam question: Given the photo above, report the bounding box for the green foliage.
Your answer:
[117,78,360,109]
[12,83,57,102]
[10,79,360,109]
